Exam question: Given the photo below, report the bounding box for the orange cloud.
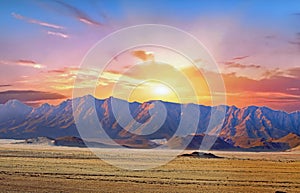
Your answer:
[132,50,154,61]
[181,65,300,112]
[223,67,300,94]
[222,68,300,112]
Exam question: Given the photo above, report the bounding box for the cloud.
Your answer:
[224,62,261,69]
[231,56,250,60]
[287,32,300,48]
[286,87,299,91]
[222,59,298,80]
[52,0,102,26]
[11,12,64,30]
[0,59,45,69]
[286,67,300,78]
[288,40,300,46]
[131,50,154,61]
[261,68,285,79]
[222,67,300,95]
[45,67,103,90]
[222,56,261,71]
[226,91,300,112]
[265,35,276,39]
[183,65,300,111]
[0,84,12,88]
[47,31,69,39]
[0,90,66,104]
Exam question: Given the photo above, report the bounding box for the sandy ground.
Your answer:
[0,142,299,193]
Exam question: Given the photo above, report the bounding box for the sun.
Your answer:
[128,81,179,103]
[153,84,172,95]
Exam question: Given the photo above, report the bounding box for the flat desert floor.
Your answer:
[0,143,299,193]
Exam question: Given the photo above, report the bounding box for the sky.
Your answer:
[0,0,299,112]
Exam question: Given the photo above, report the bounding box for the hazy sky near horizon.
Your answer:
[0,0,299,112]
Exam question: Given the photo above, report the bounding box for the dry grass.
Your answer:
[0,145,299,193]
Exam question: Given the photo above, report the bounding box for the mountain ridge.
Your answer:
[0,96,299,150]
[3,97,299,114]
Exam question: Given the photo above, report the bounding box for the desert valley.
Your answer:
[0,97,300,192]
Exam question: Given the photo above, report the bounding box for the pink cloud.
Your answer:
[0,59,45,69]
[11,12,64,29]
[232,56,250,60]
[224,62,261,69]
[47,31,69,39]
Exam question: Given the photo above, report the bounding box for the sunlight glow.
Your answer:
[127,81,179,103]
[33,64,42,69]
[153,84,171,95]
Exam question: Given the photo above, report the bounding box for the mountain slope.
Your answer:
[271,133,300,148]
[0,96,299,150]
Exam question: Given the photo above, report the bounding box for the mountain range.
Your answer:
[0,95,299,150]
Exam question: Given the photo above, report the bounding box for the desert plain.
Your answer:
[0,141,299,193]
